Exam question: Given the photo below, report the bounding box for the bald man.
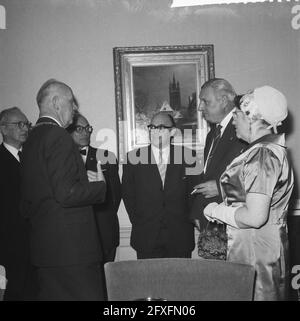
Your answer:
[20,79,106,300]
[122,112,195,259]
[0,107,36,300]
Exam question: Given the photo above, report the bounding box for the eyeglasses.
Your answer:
[1,121,32,130]
[147,124,174,131]
[74,125,93,134]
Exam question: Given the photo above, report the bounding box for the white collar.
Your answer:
[40,115,62,127]
[218,109,234,135]
[3,142,21,162]
[151,144,170,164]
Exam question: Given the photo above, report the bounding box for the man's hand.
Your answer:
[87,162,106,183]
[87,170,98,182]
[193,219,201,231]
[192,180,219,198]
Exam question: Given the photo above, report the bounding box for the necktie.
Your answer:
[157,148,167,186]
[80,149,87,156]
[206,124,222,170]
[17,150,22,162]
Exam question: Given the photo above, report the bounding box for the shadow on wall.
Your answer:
[279,110,299,199]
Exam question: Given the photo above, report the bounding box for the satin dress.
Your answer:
[220,134,294,300]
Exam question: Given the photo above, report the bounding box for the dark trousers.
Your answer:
[136,227,192,259]
[3,262,38,301]
[103,248,117,264]
[37,262,105,301]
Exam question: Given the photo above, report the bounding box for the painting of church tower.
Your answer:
[169,74,181,111]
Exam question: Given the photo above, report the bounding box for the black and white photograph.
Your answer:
[0,0,300,308]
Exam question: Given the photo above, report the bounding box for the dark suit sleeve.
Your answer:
[122,157,136,224]
[46,129,106,208]
[109,154,122,212]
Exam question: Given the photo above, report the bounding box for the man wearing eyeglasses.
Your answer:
[67,113,121,265]
[19,79,106,301]
[122,112,195,259]
[0,107,36,300]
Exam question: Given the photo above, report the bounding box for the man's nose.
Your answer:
[198,101,204,112]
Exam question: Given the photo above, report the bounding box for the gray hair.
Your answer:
[36,78,72,108]
[0,106,23,124]
[201,78,236,102]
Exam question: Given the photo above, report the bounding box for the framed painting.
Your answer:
[113,45,215,162]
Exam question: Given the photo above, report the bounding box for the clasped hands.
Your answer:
[87,161,106,183]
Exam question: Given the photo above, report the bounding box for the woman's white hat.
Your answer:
[241,85,288,132]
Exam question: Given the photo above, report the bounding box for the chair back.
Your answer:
[104,258,255,301]
[0,265,6,301]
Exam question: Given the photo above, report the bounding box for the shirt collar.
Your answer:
[3,142,21,162]
[39,115,62,127]
[151,144,170,163]
[218,109,234,135]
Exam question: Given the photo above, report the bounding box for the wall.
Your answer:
[1,0,299,257]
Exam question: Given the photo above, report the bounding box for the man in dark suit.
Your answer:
[122,112,196,259]
[20,79,106,300]
[190,78,247,238]
[67,113,121,263]
[0,107,36,300]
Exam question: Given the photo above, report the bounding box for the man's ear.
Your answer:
[221,94,229,107]
[52,95,60,111]
[0,124,8,136]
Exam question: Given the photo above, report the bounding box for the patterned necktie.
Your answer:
[206,124,222,170]
[157,148,167,186]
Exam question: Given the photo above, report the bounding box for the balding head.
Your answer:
[36,79,78,128]
[150,112,176,128]
[36,79,73,108]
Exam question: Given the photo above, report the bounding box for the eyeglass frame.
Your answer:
[147,124,175,131]
[0,121,32,130]
[74,125,93,134]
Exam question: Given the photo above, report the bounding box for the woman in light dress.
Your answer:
[204,86,294,300]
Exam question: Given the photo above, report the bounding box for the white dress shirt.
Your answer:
[3,142,22,162]
[79,146,89,164]
[151,144,170,165]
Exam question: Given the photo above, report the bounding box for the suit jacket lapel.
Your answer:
[85,146,96,170]
[205,118,235,173]
[204,129,214,163]
[164,144,179,190]
[0,143,20,167]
